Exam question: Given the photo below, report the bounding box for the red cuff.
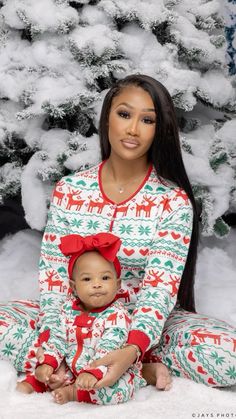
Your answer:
[77,368,104,380]
[77,389,92,403]
[36,354,58,370]
[23,374,47,393]
[127,330,150,359]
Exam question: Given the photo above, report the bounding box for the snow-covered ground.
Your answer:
[0,228,235,418]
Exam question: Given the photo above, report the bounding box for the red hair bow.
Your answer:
[59,232,122,279]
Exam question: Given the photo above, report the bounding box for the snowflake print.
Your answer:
[71,218,83,228]
[87,220,100,230]
[180,212,191,222]
[119,224,133,234]
[225,365,236,379]
[2,343,16,356]
[56,215,68,225]
[210,351,225,365]
[112,328,126,339]
[138,225,151,236]
[41,297,54,307]
[13,327,26,340]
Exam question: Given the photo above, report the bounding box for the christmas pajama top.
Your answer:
[38,161,193,358]
[39,298,133,377]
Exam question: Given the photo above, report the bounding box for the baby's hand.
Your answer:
[75,372,98,390]
[35,364,54,383]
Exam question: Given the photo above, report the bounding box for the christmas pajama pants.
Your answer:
[1,300,236,394]
[22,367,145,405]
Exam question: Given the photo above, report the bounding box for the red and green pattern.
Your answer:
[0,161,236,388]
[37,161,194,355]
[144,308,236,387]
[22,298,146,404]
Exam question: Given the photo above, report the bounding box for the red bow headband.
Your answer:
[59,232,122,279]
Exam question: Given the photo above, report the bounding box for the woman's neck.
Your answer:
[105,155,150,183]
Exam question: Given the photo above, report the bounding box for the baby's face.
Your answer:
[71,251,119,311]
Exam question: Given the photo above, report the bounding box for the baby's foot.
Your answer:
[52,384,76,404]
[142,362,172,391]
[16,381,34,394]
[155,362,172,390]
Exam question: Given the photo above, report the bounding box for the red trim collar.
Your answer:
[72,297,117,313]
[98,160,153,206]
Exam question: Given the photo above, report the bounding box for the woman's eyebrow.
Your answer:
[115,102,155,112]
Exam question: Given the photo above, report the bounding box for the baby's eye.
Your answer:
[117,110,130,119]
[142,117,155,124]
[82,277,91,282]
[102,275,110,281]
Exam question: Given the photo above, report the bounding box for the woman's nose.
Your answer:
[126,117,139,136]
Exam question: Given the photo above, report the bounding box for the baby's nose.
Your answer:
[93,279,102,287]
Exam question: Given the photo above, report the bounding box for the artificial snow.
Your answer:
[198,70,235,107]
[0,361,17,392]
[64,134,101,171]
[69,24,120,58]
[1,0,79,33]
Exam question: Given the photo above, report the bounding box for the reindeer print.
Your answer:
[116,205,129,216]
[136,195,156,217]
[107,312,118,325]
[44,270,64,292]
[144,269,165,286]
[173,188,189,205]
[52,181,65,206]
[66,188,85,210]
[166,275,179,297]
[191,329,221,345]
[116,290,130,303]
[159,196,172,213]
[88,197,108,214]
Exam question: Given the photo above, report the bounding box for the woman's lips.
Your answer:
[121,139,139,149]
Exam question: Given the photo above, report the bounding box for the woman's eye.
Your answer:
[117,111,130,119]
[143,117,155,124]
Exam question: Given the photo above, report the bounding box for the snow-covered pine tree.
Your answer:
[0,0,235,236]
[224,0,236,75]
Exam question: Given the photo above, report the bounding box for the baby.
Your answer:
[17,232,146,405]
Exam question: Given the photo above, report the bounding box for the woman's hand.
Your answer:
[89,346,137,389]
[36,347,68,390]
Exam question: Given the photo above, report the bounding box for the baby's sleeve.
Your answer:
[39,302,69,371]
[94,304,131,359]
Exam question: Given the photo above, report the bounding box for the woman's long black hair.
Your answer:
[99,74,199,312]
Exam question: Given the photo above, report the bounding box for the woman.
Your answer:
[0,74,236,391]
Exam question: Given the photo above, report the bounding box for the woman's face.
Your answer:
[108,85,156,162]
